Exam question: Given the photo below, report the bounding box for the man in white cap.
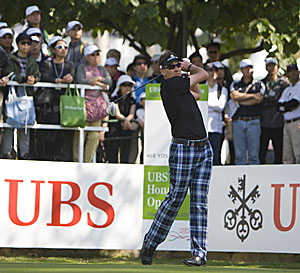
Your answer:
[259,58,289,164]
[24,5,49,55]
[104,57,125,95]
[0,28,14,56]
[65,20,88,70]
[229,58,265,165]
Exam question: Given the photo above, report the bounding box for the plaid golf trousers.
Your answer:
[144,138,213,260]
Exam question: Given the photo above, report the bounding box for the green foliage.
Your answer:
[0,0,299,60]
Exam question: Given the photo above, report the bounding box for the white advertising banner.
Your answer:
[142,164,300,253]
[0,160,144,249]
[0,160,299,253]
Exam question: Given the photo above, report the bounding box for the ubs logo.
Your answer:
[224,174,263,242]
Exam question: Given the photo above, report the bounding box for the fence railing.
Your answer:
[0,81,109,163]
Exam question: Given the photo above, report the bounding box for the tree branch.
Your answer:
[220,40,264,61]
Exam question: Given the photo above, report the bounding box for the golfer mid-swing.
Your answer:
[141,50,213,267]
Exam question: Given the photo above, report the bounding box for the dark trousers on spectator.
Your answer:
[208,132,222,165]
[259,126,283,164]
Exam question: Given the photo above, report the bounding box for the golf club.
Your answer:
[106,74,162,116]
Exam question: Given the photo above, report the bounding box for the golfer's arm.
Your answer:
[189,64,208,86]
[189,64,208,100]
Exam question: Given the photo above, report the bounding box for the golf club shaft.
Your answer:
[113,74,161,103]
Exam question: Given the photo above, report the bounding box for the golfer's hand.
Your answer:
[181,58,191,72]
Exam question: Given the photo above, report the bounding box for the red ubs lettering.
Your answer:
[5,179,115,228]
[271,183,300,232]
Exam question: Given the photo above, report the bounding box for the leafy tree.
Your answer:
[1,0,299,64]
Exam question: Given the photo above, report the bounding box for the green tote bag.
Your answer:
[60,83,86,128]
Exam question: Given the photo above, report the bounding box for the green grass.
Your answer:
[0,256,300,273]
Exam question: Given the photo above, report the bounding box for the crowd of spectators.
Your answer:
[0,5,300,165]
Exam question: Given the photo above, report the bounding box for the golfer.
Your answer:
[141,50,213,267]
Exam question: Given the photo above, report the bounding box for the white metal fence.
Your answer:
[0,81,109,163]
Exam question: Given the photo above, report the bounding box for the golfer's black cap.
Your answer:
[16,32,31,44]
[159,52,182,69]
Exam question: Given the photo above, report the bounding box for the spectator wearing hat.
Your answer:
[29,35,47,70]
[278,64,300,164]
[38,36,75,161]
[205,42,233,89]
[65,20,88,70]
[24,5,49,56]
[149,54,163,83]
[1,32,40,160]
[132,54,150,106]
[0,28,14,56]
[229,59,265,165]
[259,58,290,164]
[73,45,111,163]
[205,63,228,165]
[105,75,138,163]
[104,57,125,96]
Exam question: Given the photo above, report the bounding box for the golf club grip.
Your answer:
[113,74,161,103]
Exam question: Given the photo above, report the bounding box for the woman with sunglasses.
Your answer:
[73,45,112,163]
[38,36,75,161]
[1,33,40,160]
[105,74,138,163]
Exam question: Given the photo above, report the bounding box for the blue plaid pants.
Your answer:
[144,139,213,260]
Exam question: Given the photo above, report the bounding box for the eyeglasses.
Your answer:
[136,62,147,66]
[56,45,68,50]
[208,51,218,54]
[121,83,133,87]
[90,52,100,56]
[167,63,181,70]
[20,41,31,45]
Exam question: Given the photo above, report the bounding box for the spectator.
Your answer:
[1,33,40,160]
[189,51,204,68]
[74,45,112,163]
[260,58,289,164]
[0,40,8,149]
[215,60,235,164]
[105,75,138,163]
[65,20,88,70]
[132,54,150,105]
[205,42,233,89]
[0,22,8,29]
[149,54,163,83]
[126,62,135,80]
[136,92,146,163]
[104,57,125,96]
[230,59,265,165]
[206,63,228,165]
[106,49,121,63]
[0,28,14,56]
[29,35,47,70]
[39,36,75,161]
[24,5,49,56]
[278,63,300,164]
